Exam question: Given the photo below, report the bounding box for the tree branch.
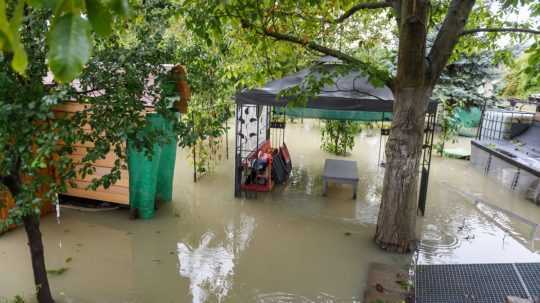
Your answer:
[261,28,393,88]
[262,29,363,65]
[426,0,476,88]
[335,1,394,23]
[460,27,540,36]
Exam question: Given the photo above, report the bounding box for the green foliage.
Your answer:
[0,295,25,303]
[433,52,501,108]
[86,0,113,36]
[434,102,460,156]
[162,17,236,178]
[320,120,360,155]
[180,0,393,87]
[183,99,232,177]
[0,0,129,81]
[432,52,500,156]
[501,48,540,99]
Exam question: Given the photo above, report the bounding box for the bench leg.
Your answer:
[322,179,328,196]
[352,183,358,200]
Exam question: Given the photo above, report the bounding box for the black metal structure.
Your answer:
[418,109,437,216]
[234,57,438,214]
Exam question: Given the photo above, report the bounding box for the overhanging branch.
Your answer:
[334,1,394,23]
[460,27,540,36]
[261,28,393,88]
[262,29,363,65]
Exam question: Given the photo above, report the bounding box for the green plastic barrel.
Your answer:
[155,113,179,203]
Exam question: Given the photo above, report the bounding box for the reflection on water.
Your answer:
[354,171,383,225]
[177,215,255,303]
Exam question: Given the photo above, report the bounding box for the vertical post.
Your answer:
[282,107,286,145]
[192,111,197,183]
[266,106,271,142]
[234,104,241,197]
[477,99,487,140]
[256,105,260,149]
[225,118,229,160]
[418,108,436,216]
[377,112,384,167]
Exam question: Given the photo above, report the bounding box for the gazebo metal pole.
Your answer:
[282,107,286,145]
[377,112,384,167]
[234,104,242,197]
[225,118,229,160]
[192,110,197,183]
[256,105,260,150]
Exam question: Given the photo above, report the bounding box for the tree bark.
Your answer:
[23,214,55,303]
[3,158,55,303]
[374,0,429,253]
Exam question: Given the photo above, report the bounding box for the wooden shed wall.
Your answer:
[53,102,130,205]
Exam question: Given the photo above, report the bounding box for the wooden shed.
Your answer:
[51,64,190,206]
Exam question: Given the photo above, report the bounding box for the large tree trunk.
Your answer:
[23,214,55,303]
[374,0,429,253]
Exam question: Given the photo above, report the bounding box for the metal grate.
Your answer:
[415,263,535,303]
[515,263,540,299]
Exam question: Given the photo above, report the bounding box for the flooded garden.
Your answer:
[1,120,538,302]
[1,1,540,302]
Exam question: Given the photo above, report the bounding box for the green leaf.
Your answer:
[47,13,91,83]
[9,0,24,31]
[110,0,129,16]
[59,0,84,14]
[85,0,112,36]
[0,0,28,74]
[9,0,27,73]
[27,0,59,9]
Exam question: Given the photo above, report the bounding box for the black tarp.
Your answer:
[235,57,437,113]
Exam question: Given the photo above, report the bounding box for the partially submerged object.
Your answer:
[471,109,540,204]
[442,147,471,159]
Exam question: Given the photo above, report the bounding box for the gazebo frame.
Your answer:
[233,59,437,215]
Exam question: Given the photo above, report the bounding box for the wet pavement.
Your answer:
[1,120,539,302]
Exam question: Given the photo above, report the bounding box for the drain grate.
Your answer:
[515,263,540,299]
[415,263,536,303]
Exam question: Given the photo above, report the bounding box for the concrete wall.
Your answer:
[471,143,540,204]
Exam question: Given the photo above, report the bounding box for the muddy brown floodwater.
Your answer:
[1,120,539,303]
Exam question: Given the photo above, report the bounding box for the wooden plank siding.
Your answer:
[53,101,130,205]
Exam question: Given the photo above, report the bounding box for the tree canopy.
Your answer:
[0,0,129,81]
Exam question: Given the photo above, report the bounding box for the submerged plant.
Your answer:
[0,295,25,303]
[321,120,360,155]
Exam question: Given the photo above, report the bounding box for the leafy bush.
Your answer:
[320,120,360,155]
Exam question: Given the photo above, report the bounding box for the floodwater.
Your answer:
[1,120,539,303]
